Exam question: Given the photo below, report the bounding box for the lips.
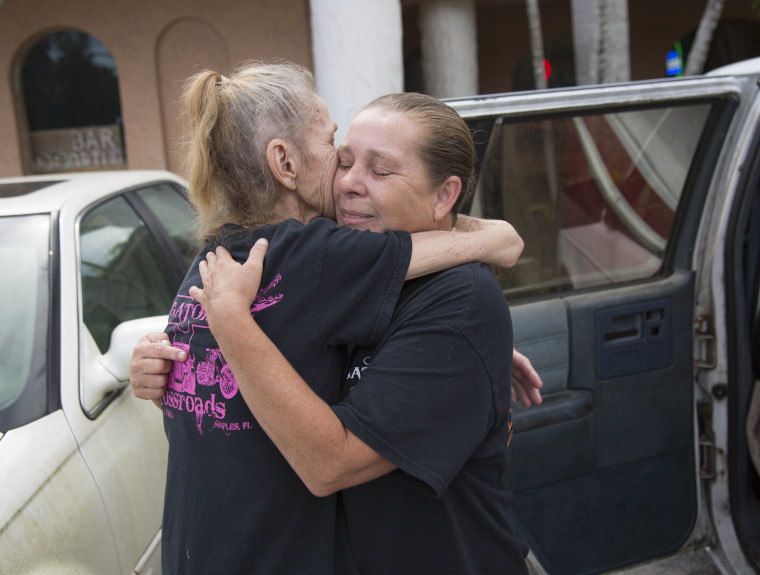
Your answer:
[340,209,375,225]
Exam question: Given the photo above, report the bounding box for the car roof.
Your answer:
[707,56,760,77]
[0,170,186,217]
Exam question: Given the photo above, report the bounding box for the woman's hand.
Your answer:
[189,239,269,332]
[130,332,185,403]
[511,349,543,407]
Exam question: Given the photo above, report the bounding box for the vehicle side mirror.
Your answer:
[81,315,168,413]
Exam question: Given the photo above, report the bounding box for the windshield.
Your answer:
[0,214,51,433]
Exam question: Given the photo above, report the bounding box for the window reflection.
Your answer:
[469,103,712,298]
[21,30,126,174]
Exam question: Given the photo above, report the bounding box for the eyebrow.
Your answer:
[337,145,401,167]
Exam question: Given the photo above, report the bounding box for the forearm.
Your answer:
[407,218,523,280]
[209,307,393,496]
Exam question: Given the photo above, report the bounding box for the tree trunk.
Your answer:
[525,0,559,203]
[684,0,726,76]
[525,0,547,89]
[571,0,630,85]
[600,0,630,83]
[571,0,601,85]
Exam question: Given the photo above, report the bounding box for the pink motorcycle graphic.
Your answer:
[169,342,195,395]
[196,348,238,399]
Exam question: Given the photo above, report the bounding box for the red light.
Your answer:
[543,59,552,81]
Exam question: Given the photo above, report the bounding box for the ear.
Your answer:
[266,139,298,191]
[432,176,462,222]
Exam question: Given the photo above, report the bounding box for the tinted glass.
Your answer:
[136,183,198,269]
[79,196,177,353]
[0,215,50,433]
[0,180,64,198]
[469,103,712,298]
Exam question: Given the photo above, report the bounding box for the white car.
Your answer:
[0,171,195,574]
[449,58,760,574]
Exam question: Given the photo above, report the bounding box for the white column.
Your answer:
[310,0,403,144]
[419,0,479,99]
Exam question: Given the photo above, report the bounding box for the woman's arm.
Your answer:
[190,241,542,495]
[190,241,394,497]
[406,217,523,280]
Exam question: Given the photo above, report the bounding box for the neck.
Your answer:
[272,187,319,224]
[434,213,455,231]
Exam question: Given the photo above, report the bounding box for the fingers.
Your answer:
[147,338,187,362]
[189,285,203,303]
[512,379,544,407]
[511,349,544,407]
[250,237,269,258]
[242,238,268,274]
[133,334,185,362]
[132,374,171,400]
[130,334,187,401]
[144,331,169,345]
[215,245,233,261]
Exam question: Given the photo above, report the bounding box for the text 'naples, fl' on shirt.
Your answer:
[161,218,412,575]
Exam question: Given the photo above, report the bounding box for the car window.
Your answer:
[135,183,198,269]
[79,195,177,353]
[0,215,50,433]
[468,103,713,299]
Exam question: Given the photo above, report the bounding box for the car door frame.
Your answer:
[448,72,756,574]
[59,178,190,574]
[694,80,760,574]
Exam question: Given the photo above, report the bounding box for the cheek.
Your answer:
[390,190,434,229]
[332,170,345,199]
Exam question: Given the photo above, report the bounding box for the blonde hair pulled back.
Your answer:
[180,61,318,241]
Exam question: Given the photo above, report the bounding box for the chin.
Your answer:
[343,220,381,232]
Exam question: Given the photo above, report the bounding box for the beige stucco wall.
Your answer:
[3,0,760,178]
[0,0,312,177]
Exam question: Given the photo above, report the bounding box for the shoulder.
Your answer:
[415,263,505,303]
[222,218,338,256]
[399,263,509,325]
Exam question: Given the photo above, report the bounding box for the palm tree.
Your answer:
[684,0,726,76]
[525,0,547,89]
[570,0,630,85]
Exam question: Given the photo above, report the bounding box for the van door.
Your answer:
[449,74,752,575]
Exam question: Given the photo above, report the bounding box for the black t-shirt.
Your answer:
[161,218,411,574]
[333,263,530,575]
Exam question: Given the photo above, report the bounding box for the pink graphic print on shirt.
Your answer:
[162,274,283,434]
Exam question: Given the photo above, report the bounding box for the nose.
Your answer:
[335,164,367,197]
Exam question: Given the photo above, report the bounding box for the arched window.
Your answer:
[21,30,126,174]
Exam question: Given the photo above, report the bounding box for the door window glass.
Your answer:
[136,183,198,269]
[79,196,176,353]
[468,103,712,298]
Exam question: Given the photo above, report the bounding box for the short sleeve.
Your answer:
[333,323,495,497]
[315,224,412,347]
